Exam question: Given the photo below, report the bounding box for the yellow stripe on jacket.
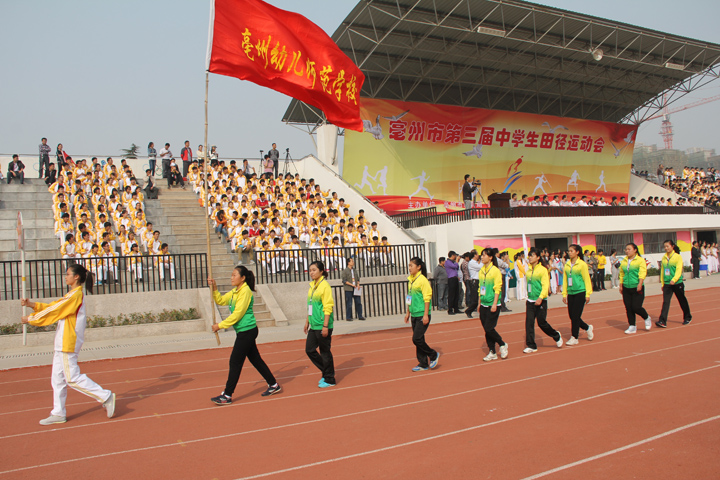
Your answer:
[29,287,86,353]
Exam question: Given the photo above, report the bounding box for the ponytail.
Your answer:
[664,239,681,254]
[68,263,93,294]
[569,244,584,261]
[410,256,428,278]
[310,260,328,279]
[234,265,256,291]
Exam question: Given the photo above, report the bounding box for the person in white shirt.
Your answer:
[549,195,560,206]
[464,250,483,318]
[158,143,173,179]
[628,197,638,206]
[577,196,588,206]
[596,198,608,206]
[509,193,519,208]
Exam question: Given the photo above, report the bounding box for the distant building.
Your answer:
[632,143,718,173]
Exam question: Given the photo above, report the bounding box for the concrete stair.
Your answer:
[147,187,275,328]
[0,180,59,261]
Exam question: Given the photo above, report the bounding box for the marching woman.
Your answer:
[405,257,440,371]
[619,243,651,334]
[524,249,563,353]
[656,240,692,328]
[304,261,336,388]
[562,245,594,345]
[20,264,115,425]
[209,266,281,405]
[478,248,508,361]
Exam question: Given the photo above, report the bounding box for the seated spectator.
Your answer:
[7,154,25,184]
[45,163,57,186]
[168,164,185,189]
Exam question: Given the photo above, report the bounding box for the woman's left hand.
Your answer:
[211,324,220,333]
[321,327,329,337]
[21,316,29,324]
[422,314,429,325]
[637,284,643,292]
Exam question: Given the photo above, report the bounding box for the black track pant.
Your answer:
[411,316,437,368]
[306,328,335,384]
[224,327,276,396]
[658,283,692,324]
[622,285,648,326]
[525,300,560,349]
[566,292,590,339]
[480,305,504,354]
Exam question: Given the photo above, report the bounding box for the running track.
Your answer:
[1,288,718,479]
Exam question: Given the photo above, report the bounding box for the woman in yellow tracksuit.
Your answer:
[524,249,563,353]
[20,264,115,425]
[562,244,594,345]
[209,266,280,405]
[477,248,507,361]
[656,240,692,327]
[404,257,439,372]
[619,243,651,334]
[304,261,336,388]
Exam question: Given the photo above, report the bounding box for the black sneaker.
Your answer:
[347,318,353,322]
[682,318,692,325]
[358,317,366,321]
[655,321,667,328]
[261,384,282,397]
[211,394,232,405]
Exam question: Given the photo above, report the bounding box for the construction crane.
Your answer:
[645,93,720,149]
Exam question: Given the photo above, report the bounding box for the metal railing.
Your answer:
[253,244,425,284]
[389,206,438,228]
[392,205,715,228]
[1,253,208,300]
[331,279,439,321]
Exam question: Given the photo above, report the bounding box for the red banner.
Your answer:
[208,0,365,131]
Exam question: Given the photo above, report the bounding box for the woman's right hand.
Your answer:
[303,321,309,334]
[562,296,567,305]
[207,278,216,291]
[20,298,30,307]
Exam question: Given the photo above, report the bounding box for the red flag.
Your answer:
[207,0,365,131]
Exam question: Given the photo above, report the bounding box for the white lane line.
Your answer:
[1,293,707,383]
[4,306,717,399]
[520,415,720,479]
[2,363,717,478]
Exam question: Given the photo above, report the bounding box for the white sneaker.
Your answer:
[103,393,116,419]
[625,325,637,334]
[483,352,498,362]
[556,335,564,348]
[566,337,579,345]
[39,415,67,426]
[644,317,652,331]
[523,347,537,354]
[499,344,509,359]
[586,324,594,341]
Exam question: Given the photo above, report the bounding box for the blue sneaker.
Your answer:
[318,379,336,388]
[429,352,440,369]
[318,377,324,386]
[412,365,429,372]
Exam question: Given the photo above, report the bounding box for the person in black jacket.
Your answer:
[691,241,701,279]
[44,163,57,186]
[7,155,25,184]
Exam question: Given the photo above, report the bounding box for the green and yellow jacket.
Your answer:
[307,277,334,329]
[407,272,432,317]
[562,259,593,298]
[527,263,549,302]
[478,264,503,307]
[214,283,256,333]
[660,252,684,286]
[619,255,646,288]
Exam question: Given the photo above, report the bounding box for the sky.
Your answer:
[1,0,719,161]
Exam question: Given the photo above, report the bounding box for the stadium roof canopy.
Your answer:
[283,0,720,130]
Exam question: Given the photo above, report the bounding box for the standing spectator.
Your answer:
[657,164,664,184]
[180,140,193,178]
[159,143,173,179]
[340,258,365,321]
[262,154,274,179]
[445,251,460,315]
[269,143,280,178]
[464,250,482,318]
[44,163,57,186]
[210,145,219,166]
[596,249,607,291]
[462,174,477,209]
[39,137,51,178]
[497,251,512,312]
[460,252,471,309]
[691,241,701,278]
[432,257,448,311]
[147,142,157,177]
[609,248,620,288]
[586,251,599,291]
[7,154,25,184]
[56,143,67,168]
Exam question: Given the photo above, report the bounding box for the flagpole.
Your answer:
[205,70,221,346]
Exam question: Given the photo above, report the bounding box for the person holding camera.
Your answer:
[462,174,479,209]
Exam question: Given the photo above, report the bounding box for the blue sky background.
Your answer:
[1,0,718,159]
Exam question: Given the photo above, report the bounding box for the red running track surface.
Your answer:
[0,288,718,479]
